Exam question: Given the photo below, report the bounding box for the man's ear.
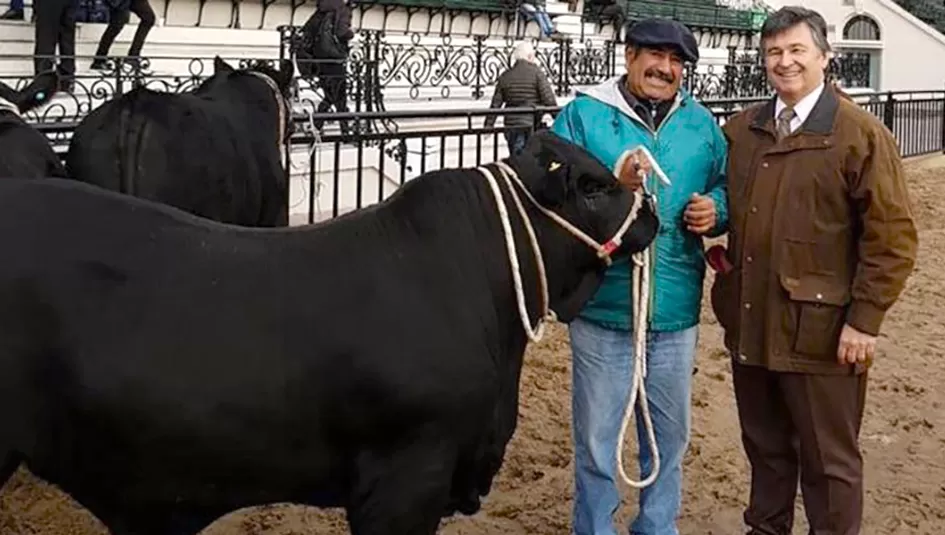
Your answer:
[12,70,59,113]
[213,56,234,74]
[535,159,569,206]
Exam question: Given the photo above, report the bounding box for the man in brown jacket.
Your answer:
[712,6,918,535]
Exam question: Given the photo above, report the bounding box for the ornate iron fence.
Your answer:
[277,27,779,102]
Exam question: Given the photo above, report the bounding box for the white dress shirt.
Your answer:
[774,82,825,134]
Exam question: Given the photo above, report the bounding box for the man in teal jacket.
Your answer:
[552,19,728,535]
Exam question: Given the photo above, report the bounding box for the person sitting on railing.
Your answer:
[89,0,156,69]
[484,42,557,155]
[1,0,24,19]
[297,0,354,137]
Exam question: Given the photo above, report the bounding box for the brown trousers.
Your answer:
[732,363,868,535]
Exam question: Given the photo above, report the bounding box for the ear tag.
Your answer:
[548,161,562,172]
[35,91,46,102]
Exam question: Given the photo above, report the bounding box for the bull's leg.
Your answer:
[346,440,456,535]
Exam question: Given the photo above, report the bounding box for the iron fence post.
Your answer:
[473,37,484,100]
[941,86,945,153]
[883,91,895,132]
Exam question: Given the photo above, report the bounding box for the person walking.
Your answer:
[712,6,918,535]
[484,41,557,155]
[297,0,354,136]
[90,0,156,69]
[551,18,729,535]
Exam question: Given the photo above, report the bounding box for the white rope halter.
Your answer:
[476,154,662,491]
[247,71,288,149]
[474,160,645,343]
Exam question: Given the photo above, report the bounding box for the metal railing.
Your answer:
[282,90,945,222]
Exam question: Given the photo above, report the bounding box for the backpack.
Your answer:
[306,13,347,61]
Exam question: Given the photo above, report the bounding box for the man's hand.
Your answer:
[683,193,716,234]
[837,323,877,365]
[616,148,654,191]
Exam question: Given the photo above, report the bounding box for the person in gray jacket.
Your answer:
[484,42,557,155]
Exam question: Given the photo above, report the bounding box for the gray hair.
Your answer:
[761,6,831,54]
[511,42,537,64]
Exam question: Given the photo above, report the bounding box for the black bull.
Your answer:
[0,131,658,535]
[65,56,293,227]
[0,71,67,179]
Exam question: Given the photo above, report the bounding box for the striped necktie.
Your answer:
[777,106,796,140]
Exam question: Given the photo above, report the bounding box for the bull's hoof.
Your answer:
[445,486,482,517]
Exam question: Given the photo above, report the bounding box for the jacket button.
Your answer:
[744,302,752,309]
[739,354,748,362]
[750,206,758,213]
[746,255,753,263]
[816,293,823,299]
[761,161,769,168]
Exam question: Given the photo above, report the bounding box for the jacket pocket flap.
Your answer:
[779,274,850,306]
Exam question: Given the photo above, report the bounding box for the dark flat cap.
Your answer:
[625,18,700,63]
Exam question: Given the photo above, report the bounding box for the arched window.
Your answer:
[843,15,881,40]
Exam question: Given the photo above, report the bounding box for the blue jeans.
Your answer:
[569,317,698,535]
[504,130,528,155]
[520,3,554,36]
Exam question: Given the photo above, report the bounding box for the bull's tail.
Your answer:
[65,93,151,195]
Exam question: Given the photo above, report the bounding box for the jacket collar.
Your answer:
[750,83,840,137]
[579,75,692,130]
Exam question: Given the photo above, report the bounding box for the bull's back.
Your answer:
[66,90,259,223]
[0,122,66,179]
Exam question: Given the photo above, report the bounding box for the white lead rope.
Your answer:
[616,243,661,488]
[475,158,659,489]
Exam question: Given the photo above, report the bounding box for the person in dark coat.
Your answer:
[714,7,918,534]
[32,0,76,91]
[484,42,557,155]
[90,0,156,69]
[298,0,354,136]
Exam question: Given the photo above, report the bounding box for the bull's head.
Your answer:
[506,130,660,322]
[0,71,59,116]
[208,56,295,100]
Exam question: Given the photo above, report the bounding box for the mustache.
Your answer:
[644,68,675,84]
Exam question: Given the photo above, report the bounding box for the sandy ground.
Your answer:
[2,156,944,534]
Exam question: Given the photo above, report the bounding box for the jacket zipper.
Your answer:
[623,98,683,325]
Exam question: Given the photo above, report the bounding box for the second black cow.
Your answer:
[66,57,293,226]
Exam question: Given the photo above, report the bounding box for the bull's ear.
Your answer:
[213,56,234,74]
[535,158,568,206]
[13,70,59,113]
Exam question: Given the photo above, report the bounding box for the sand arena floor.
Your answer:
[2,156,944,535]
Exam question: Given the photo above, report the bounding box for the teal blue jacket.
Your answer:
[552,77,729,332]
